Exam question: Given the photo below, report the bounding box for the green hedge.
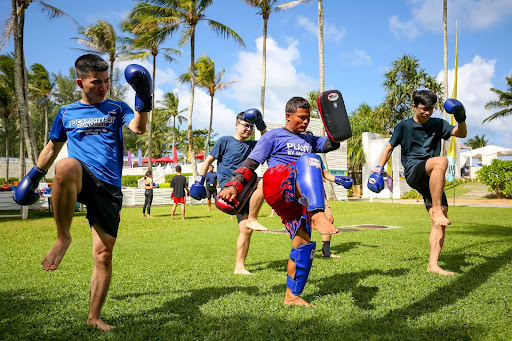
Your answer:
[158,183,170,188]
[122,175,141,187]
[0,177,19,184]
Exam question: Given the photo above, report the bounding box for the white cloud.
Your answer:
[389,0,512,39]
[295,15,346,43]
[351,48,373,66]
[436,55,512,146]
[224,36,316,125]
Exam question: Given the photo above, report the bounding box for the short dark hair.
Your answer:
[413,90,437,107]
[175,165,182,173]
[75,54,108,79]
[236,111,245,123]
[286,96,310,114]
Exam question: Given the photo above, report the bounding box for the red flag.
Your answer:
[172,145,178,164]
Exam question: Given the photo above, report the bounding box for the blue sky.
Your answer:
[2,0,512,148]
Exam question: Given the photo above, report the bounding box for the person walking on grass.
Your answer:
[170,165,189,220]
[13,54,150,330]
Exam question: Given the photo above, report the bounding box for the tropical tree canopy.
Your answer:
[382,54,443,132]
[483,75,512,123]
[465,134,489,149]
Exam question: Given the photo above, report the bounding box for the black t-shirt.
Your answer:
[171,174,188,198]
[389,117,454,179]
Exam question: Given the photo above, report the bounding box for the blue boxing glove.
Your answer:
[190,175,207,200]
[13,166,47,205]
[242,108,266,131]
[367,165,385,193]
[124,64,153,112]
[334,176,353,189]
[444,98,466,123]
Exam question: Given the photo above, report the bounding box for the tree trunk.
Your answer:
[19,122,25,180]
[188,26,197,177]
[317,0,336,200]
[147,56,156,172]
[12,0,38,165]
[206,94,214,156]
[43,96,48,147]
[3,116,9,180]
[109,57,114,98]
[260,15,269,118]
[441,0,448,155]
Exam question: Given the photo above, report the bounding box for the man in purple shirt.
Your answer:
[218,97,341,307]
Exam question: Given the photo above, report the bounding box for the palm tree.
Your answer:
[129,0,245,176]
[442,0,448,154]
[28,63,53,147]
[483,75,512,123]
[0,54,18,181]
[72,20,122,98]
[2,0,76,164]
[382,54,443,132]
[306,89,320,118]
[465,135,489,149]
[121,13,181,172]
[241,0,310,118]
[178,55,235,155]
[158,91,187,149]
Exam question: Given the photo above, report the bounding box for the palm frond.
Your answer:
[206,20,245,49]
[276,0,312,11]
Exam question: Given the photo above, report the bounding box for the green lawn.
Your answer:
[1,201,511,340]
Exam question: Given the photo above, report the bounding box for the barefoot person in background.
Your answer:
[191,109,268,275]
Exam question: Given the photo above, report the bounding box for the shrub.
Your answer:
[477,159,512,198]
[401,189,419,199]
[158,183,170,188]
[122,175,141,187]
[164,173,193,183]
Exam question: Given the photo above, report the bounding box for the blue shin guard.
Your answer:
[286,242,316,296]
[295,153,325,212]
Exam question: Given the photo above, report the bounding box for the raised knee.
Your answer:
[54,159,81,184]
[437,157,449,170]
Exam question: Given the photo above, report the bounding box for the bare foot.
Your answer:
[428,264,455,276]
[234,267,254,276]
[246,219,269,231]
[283,291,315,307]
[87,318,115,332]
[41,237,72,271]
[147,215,154,218]
[322,253,341,258]
[430,209,451,226]
[311,212,339,235]
[142,214,146,217]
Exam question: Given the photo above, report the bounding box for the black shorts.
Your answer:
[76,161,123,238]
[206,184,217,199]
[407,160,448,210]
[235,199,251,224]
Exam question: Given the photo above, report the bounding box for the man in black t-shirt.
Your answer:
[368,90,467,276]
[170,165,189,220]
